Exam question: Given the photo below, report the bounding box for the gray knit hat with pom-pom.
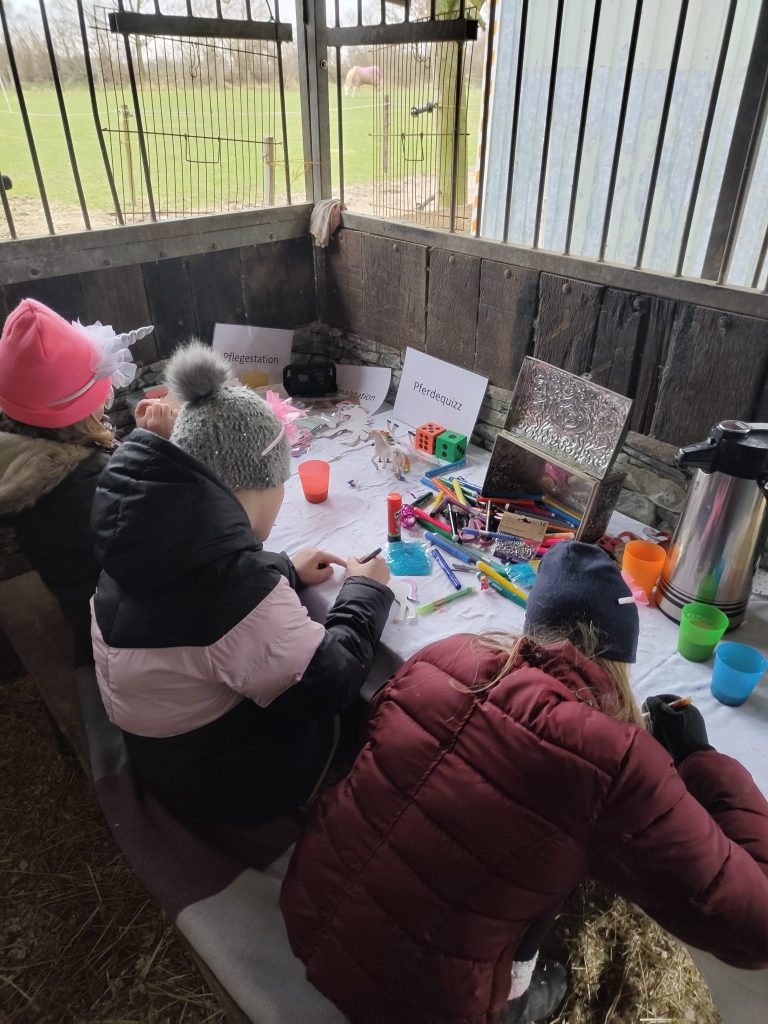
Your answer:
[166,341,290,492]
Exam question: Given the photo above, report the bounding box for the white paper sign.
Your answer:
[212,323,293,387]
[393,348,488,437]
[335,364,391,413]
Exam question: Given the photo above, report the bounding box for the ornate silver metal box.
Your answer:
[481,358,633,543]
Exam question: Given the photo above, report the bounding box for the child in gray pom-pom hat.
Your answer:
[89,341,394,825]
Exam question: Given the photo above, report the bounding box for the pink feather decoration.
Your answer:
[264,390,302,443]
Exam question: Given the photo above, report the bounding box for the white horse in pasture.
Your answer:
[344,65,381,97]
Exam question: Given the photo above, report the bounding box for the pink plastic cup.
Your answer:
[298,460,330,503]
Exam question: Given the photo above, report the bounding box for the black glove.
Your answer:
[642,693,714,766]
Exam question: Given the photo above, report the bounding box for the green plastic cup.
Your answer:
[678,602,729,662]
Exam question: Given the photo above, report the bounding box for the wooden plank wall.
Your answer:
[318,228,768,447]
[0,237,316,366]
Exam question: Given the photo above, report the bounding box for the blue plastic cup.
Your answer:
[711,643,767,707]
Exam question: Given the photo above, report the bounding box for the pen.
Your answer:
[482,576,528,609]
[358,547,382,563]
[417,586,475,615]
[475,560,529,604]
[428,533,479,564]
[430,546,462,590]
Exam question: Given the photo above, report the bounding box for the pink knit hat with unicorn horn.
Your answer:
[0,298,153,428]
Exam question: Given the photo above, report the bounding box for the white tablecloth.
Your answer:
[270,415,768,1023]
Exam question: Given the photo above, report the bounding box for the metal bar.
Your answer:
[0,0,54,234]
[753,219,768,290]
[502,0,528,244]
[0,173,16,240]
[717,80,768,282]
[533,0,565,249]
[449,39,465,232]
[717,69,768,283]
[703,0,768,280]
[599,0,643,262]
[78,11,113,235]
[675,0,737,277]
[340,211,768,318]
[474,0,497,239]
[296,0,331,201]
[97,2,128,221]
[328,20,479,47]
[264,136,275,205]
[38,0,91,230]
[564,0,601,254]
[635,0,689,268]
[108,12,293,42]
[336,45,345,205]
[121,31,157,220]
[274,1,292,203]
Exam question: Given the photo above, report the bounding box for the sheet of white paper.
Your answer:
[212,323,294,387]
[393,347,488,438]
[335,364,391,413]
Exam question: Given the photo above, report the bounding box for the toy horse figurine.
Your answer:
[371,429,410,480]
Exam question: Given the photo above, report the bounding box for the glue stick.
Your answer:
[388,493,402,542]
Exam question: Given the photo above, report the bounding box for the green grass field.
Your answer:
[0,82,481,228]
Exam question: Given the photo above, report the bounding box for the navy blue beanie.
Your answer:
[524,541,639,663]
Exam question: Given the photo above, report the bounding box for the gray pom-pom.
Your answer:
[165,340,232,404]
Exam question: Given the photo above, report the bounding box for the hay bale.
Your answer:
[542,882,721,1024]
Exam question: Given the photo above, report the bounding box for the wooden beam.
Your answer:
[651,307,768,445]
[340,213,768,320]
[425,249,481,371]
[327,18,478,47]
[108,12,292,42]
[320,230,364,335]
[142,257,199,359]
[474,261,538,390]
[533,274,603,375]
[590,289,647,396]
[0,205,312,285]
[361,233,428,351]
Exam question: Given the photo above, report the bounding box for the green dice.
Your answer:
[435,430,467,461]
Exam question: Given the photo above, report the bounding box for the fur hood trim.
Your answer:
[0,431,94,516]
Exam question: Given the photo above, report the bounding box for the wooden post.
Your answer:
[383,94,390,175]
[120,103,136,210]
[263,136,275,206]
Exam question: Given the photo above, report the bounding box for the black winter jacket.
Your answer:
[90,431,393,822]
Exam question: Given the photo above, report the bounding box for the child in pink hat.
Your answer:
[0,298,176,665]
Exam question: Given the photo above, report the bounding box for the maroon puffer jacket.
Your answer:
[281,635,768,1024]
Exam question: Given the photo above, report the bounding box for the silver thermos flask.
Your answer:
[657,421,768,630]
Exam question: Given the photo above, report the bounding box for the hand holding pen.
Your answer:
[348,547,391,586]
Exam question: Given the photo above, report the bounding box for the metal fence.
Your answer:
[326,4,478,232]
[0,0,296,240]
[1,0,768,296]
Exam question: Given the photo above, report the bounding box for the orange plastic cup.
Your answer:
[622,540,666,600]
[298,460,330,503]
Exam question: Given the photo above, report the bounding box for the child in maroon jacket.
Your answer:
[280,543,768,1024]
